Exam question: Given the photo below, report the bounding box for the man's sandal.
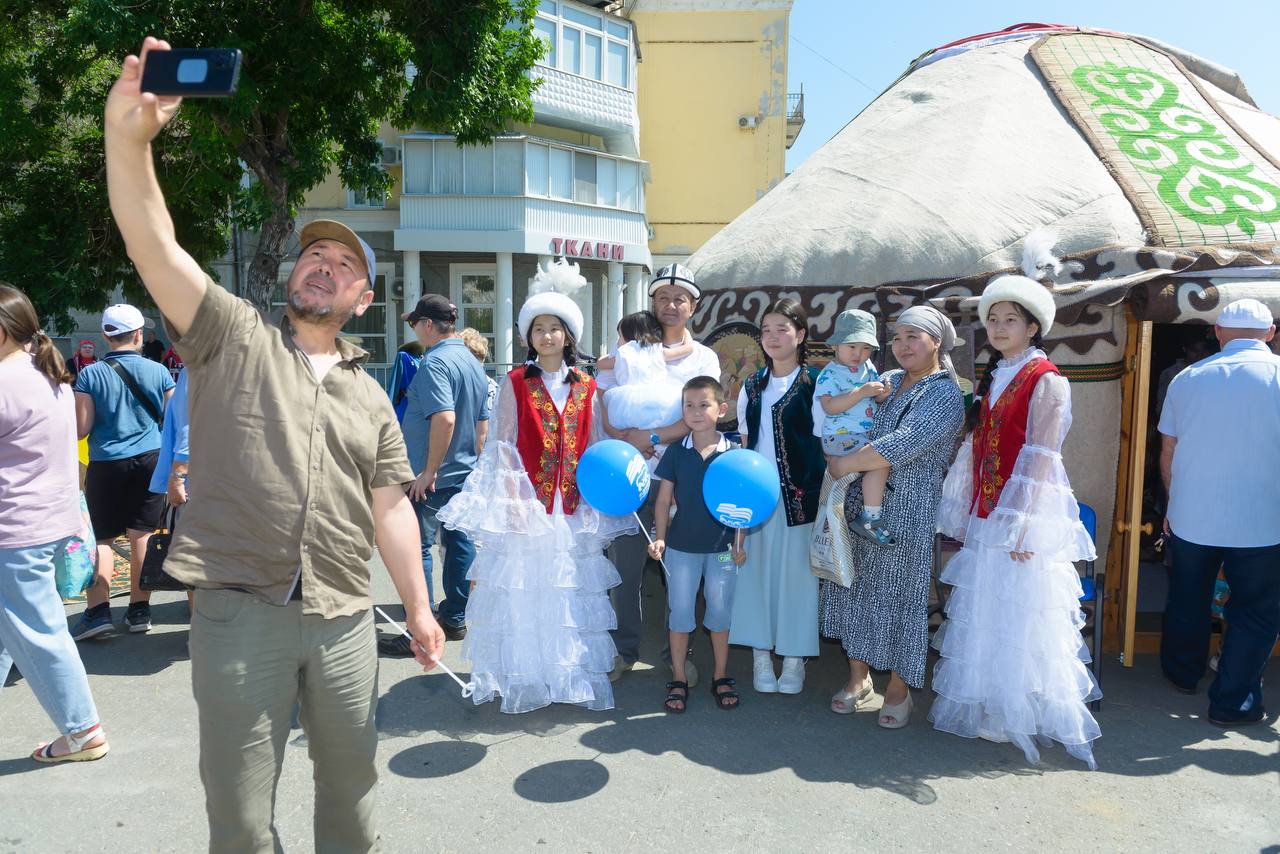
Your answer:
[710,677,740,710]
[664,681,689,714]
[32,724,109,764]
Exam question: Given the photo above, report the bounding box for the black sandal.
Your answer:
[664,681,689,714]
[710,677,740,710]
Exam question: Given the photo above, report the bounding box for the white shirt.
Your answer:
[736,367,801,460]
[538,362,572,413]
[1158,339,1280,547]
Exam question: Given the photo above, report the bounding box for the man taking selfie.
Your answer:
[105,37,443,853]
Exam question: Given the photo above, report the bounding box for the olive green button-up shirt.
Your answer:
[164,280,413,618]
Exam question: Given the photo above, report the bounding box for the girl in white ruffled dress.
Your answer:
[931,233,1102,769]
[438,260,633,714]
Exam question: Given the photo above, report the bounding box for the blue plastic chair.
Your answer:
[1077,501,1102,711]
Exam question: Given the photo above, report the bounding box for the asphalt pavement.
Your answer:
[2,554,1277,853]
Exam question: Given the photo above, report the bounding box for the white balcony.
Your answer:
[395,134,651,267]
[530,0,639,157]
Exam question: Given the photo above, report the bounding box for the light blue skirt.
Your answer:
[728,504,818,657]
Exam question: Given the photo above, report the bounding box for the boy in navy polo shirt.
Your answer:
[649,376,746,713]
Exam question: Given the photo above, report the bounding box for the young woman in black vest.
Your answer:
[728,298,826,694]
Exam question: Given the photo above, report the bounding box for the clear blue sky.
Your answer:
[785,0,1280,172]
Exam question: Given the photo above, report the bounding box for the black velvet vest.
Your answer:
[743,366,825,526]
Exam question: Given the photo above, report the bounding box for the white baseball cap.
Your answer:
[101,304,154,335]
[1216,298,1275,330]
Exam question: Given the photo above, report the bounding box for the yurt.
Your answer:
[686,24,1280,663]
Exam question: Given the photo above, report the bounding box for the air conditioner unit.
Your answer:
[737,115,758,130]
[380,146,401,167]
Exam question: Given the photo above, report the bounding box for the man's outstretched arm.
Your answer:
[105,37,207,335]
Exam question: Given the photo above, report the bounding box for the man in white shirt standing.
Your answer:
[1158,298,1280,727]
[603,264,722,683]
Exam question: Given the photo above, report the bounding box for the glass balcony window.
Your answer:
[533,17,556,67]
[534,0,632,90]
[403,137,644,214]
[563,6,601,29]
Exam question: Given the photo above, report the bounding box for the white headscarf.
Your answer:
[895,306,960,383]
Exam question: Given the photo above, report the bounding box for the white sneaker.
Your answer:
[777,657,805,694]
[752,649,778,693]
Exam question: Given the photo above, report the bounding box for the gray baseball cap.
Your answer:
[827,309,879,348]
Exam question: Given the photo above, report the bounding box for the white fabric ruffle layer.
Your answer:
[439,439,632,714]
[929,519,1102,769]
[437,441,635,549]
[937,441,1095,564]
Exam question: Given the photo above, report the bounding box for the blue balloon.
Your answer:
[577,439,651,516]
[702,449,781,529]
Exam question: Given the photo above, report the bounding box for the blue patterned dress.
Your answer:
[819,369,964,688]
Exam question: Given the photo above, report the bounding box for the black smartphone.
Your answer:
[140,48,242,98]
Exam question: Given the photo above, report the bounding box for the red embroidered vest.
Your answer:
[971,357,1059,518]
[509,366,595,515]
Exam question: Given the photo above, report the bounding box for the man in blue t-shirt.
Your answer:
[71,303,174,639]
[380,294,490,654]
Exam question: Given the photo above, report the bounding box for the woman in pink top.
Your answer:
[0,284,109,763]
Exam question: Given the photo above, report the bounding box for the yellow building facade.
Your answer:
[628,0,800,271]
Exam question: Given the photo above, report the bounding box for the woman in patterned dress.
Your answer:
[821,306,965,728]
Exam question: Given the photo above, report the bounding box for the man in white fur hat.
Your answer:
[603,263,722,683]
[1158,298,1280,727]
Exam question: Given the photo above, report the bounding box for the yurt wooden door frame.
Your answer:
[1106,311,1154,665]
[1106,308,1280,665]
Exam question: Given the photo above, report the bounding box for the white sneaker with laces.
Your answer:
[778,656,805,694]
[752,649,778,693]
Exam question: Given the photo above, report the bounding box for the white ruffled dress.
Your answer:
[600,341,685,431]
[437,365,635,714]
[932,348,1102,769]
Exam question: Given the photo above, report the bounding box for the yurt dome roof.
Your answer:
[687,23,1280,328]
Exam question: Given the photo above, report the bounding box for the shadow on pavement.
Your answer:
[512,759,609,802]
[387,740,488,779]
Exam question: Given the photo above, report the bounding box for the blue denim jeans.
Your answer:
[1161,533,1280,719]
[665,548,739,634]
[0,539,101,734]
[416,485,475,628]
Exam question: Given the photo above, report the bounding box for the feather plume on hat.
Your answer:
[978,229,1062,336]
[519,258,587,343]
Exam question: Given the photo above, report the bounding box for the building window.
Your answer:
[347,141,388,209]
[533,16,556,68]
[534,1,631,89]
[450,264,497,358]
[573,152,596,204]
[550,147,572,200]
[347,187,385,209]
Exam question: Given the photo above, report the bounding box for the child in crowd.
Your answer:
[933,233,1101,769]
[438,259,632,714]
[812,309,893,545]
[596,311,693,442]
[648,376,747,713]
[458,327,499,417]
[729,298,826,695]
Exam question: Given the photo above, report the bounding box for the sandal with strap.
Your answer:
[710,677,740,710]
[32,723,109,764]
[664,681,689,714]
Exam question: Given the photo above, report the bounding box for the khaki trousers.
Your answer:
[190,589,379,854]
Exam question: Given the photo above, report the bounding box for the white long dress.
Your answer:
[437,364,635,714]
[931,347,1102,769]
[601,341,685,431]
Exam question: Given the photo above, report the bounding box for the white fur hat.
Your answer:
[977,229,1061,336]
[519,258,587,344]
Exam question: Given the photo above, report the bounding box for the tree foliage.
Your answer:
[0,0,542,328]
